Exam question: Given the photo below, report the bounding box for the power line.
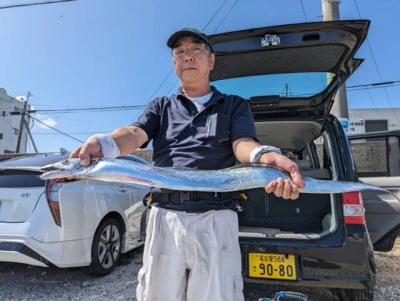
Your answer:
[5,79,399,116]
[27,113,84,143]
[5,81,398,116]
[0,0,76,10]
[299,0,308,21]
[26,104,147,114]
[353,0,382,80]
[365,88,383,119]
[347,80,400,89]
[129,0,233,125]
[164,1,238,97]
[129,69,174,125]
[348,84,400,92]
[202,0,229,32]
[212,0,240,34]
[353,0,400,121]
[166,80,179,96]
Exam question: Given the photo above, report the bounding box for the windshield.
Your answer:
[211,72,335,99]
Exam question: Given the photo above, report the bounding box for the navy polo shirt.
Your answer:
[132,86,257,170]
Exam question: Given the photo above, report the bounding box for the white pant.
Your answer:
[136,206,244,301]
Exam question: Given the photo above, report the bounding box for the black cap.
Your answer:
[167,27,214,53]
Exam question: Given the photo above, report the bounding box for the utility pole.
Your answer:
[322,0,350,128]
[282,83,293,97]
[23,118,38,153]
[15,91,31,153]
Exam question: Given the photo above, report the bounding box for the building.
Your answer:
[348,108,400,134]
[0,88,30,154]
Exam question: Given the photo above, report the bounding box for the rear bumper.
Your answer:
[0,234,93,268]
[0,242,48,267]
[240,233,376,290]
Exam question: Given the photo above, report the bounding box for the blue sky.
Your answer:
[1,0,399,153]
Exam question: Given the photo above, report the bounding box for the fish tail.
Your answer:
[301,177,392,194]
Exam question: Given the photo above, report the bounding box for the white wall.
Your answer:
[348,108,400,134]
[0,88,30,153]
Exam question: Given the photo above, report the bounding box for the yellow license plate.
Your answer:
[248,253,297,280]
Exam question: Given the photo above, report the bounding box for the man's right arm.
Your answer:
[69,125,149,166]
[110,126,149,155]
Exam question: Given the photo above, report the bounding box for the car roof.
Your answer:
[0,153,70,171]
[209,20,370,118]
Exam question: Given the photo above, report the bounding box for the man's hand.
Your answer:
[260,152,305,200]
[69,138,103,167]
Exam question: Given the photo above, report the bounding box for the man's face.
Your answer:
[172,36,215,86]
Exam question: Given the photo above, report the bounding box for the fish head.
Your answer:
[40,158,100,180]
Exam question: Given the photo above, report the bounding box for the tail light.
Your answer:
[342,191,366,225]
[46,179,63,226]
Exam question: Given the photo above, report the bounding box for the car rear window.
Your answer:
[0,170,44,188]
[212,72,333,99]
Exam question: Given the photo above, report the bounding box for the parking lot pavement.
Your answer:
[0,245,341,301]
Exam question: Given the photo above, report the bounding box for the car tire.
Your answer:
[373,225,400,252]
[86,217,122,276]
[338,288,374,301]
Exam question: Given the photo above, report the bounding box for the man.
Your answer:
[70,28,305,301]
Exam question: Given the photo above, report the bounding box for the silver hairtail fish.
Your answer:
[40,156,390,194]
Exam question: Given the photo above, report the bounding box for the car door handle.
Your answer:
[117,189,127,193]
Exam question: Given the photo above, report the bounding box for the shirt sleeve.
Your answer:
[229,96,258,142]
[131,98,161,148]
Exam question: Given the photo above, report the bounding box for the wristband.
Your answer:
[250,145,282,163]
[88,134,120,158]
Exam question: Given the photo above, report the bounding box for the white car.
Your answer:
[0,152,148,275]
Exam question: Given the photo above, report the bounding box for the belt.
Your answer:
[145,191,244,213]
[152,191,235,203]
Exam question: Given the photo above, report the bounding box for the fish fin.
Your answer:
[117,155,150,165]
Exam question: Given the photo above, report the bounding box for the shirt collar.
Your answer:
[176,86,224,105]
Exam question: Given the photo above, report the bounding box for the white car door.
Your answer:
[111,183,148,242]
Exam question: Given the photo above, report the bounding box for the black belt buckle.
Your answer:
[179,191,191,203]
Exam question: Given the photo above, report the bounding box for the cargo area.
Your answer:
[238,120,338,239]
[238,174,334,239]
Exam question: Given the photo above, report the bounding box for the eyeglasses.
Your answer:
[172,43,210,59]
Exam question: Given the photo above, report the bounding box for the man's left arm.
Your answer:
[232,137,305,200]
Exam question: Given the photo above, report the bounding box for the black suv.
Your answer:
[209,20,400,300]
